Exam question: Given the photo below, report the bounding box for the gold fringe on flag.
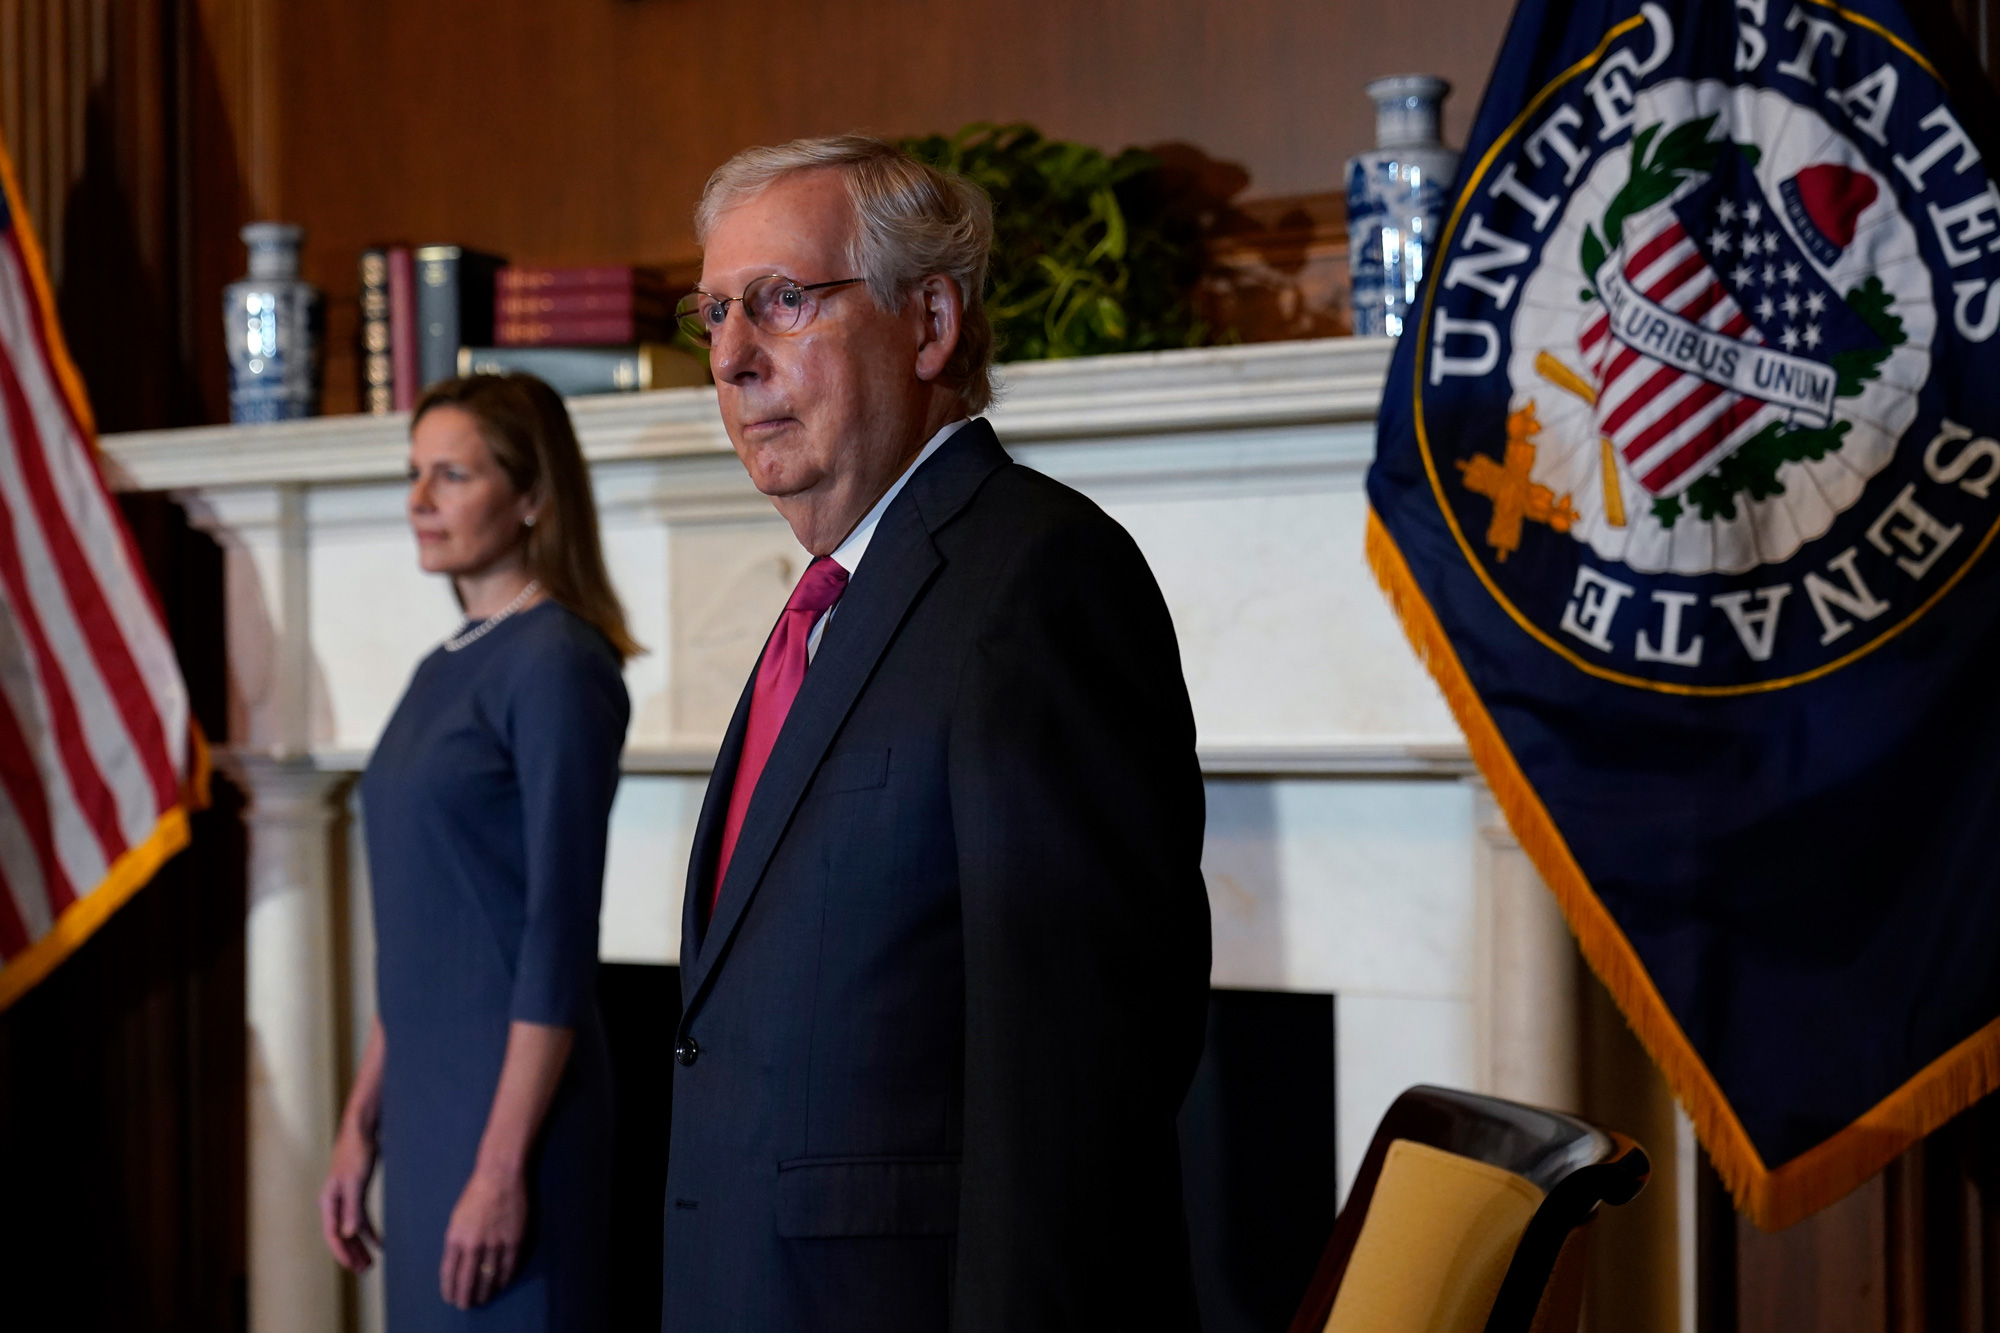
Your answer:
[1365,506,2000,1231]
[0,807,194,1012]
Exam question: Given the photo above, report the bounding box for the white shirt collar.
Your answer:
[828,417,970,577]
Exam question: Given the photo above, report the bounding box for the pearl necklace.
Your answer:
[445,580,541,652]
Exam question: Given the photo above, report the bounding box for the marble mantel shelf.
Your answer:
[295,737,1477,779]
[98,333,1458,781]
[99,335,1398,492]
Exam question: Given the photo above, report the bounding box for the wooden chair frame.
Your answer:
[1285,1085,1651,1333]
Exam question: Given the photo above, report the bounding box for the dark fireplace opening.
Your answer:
[600,963,681,1330]
[1178,989,1339,1333]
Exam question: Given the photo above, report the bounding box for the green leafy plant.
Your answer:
[901,123,1206,361]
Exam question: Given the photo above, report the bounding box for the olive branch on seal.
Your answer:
[1573,113,1908,528]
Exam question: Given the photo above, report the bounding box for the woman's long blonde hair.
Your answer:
[413,373,643,660]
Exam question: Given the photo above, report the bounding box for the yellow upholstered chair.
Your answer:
[1285,1085,1650,1333]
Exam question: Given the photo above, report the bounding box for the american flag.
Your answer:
[1578,144,1882,498]
[0,147,204,1011]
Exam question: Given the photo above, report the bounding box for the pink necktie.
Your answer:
[711,556,850,913]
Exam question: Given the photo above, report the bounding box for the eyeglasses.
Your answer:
[675,275,864,347]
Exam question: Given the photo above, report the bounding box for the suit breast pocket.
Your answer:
[814,747,889,796]
[774,1155,959,1238]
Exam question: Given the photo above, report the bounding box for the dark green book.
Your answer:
[456,343,709,396]
[415,245,505,389]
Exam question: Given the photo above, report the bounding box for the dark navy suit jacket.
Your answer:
[661,420,1211,1332]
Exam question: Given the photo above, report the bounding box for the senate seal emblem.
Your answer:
[1414,3,2000,692]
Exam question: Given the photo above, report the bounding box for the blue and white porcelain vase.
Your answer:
[225,222,323,423]
[1346,75,1460,339]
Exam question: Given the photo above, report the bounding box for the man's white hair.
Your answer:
[695,135,997,414]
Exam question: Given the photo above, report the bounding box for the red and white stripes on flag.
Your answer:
[1578,215,1780,498]
[0,148,204,1012]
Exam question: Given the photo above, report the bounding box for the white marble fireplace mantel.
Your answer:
[102,336,1580,1333]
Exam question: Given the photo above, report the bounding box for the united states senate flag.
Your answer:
[1367,0,2000,1229]
[0,145,205,1012]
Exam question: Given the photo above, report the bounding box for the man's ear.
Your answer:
[912,275,963,383]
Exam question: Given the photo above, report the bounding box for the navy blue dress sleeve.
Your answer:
[501,619,631,1028]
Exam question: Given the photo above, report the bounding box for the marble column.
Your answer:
[183,482,352,1330]
[1472,779,1582,1112]
[234,753,352,1333]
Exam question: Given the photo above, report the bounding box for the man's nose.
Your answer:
[708,308,763,382]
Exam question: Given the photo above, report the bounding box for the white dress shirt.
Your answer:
[806,418,970,660]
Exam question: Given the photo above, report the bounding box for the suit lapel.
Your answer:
[681,510,936,1007]
[680,658,759,966]
[682,420,1011,1009]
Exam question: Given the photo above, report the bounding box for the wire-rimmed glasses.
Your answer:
[675,275,864,347]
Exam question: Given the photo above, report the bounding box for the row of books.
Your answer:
[358,248,706,411]
[495,264,678,344]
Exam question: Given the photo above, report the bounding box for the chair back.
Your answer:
[1285,1085,1650,1333]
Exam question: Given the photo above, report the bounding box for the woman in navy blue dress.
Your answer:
[318,373,639,1329]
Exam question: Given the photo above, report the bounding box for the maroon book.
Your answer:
[388,246,419,410]
[496,314,675,346]
[497,288,670,319]
[496,265,670,294]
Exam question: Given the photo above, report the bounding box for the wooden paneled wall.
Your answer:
[4,0,1522,421]
[0,0,109,282]
[261,0,1515,416]
[0,0,184,430]
[0,0,286,431]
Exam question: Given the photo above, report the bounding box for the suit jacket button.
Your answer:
[675,1036,700,1066]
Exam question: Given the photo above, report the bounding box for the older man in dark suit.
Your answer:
[661,134,1210,1333]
